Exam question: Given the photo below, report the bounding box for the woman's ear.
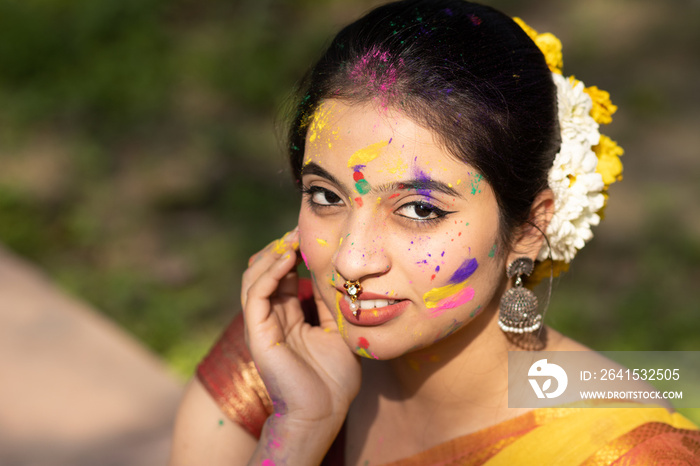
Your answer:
[506,189,555,265]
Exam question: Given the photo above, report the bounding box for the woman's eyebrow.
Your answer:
[301,162,346,188]
[377,180,465,199]
[302,161,465,199]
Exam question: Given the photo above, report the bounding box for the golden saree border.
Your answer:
[580,421,700,465]
[381,406,583,466]
[196,313,273,438]
[485,403,698,466]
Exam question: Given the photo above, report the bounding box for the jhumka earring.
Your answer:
[343,279,362,317]
[498,257,541,333]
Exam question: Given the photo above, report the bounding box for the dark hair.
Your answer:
[288,0,559,247]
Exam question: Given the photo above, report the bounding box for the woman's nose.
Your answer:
[332,217,391,282]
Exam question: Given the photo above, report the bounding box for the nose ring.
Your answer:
[343,280,362,317]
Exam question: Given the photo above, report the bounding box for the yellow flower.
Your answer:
[513,17,563,74]
[584,86,618,125]
[594,135,624,186]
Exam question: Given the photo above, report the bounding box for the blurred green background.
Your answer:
[1,0,698,400]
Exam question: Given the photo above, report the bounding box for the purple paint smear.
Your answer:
[448,258,478,284]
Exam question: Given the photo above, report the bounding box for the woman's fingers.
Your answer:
[241,227,299,308]
[243,250,298,332]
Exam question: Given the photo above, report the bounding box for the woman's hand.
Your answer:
[241,227,361,463]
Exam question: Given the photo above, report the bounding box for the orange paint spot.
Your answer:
[431,274,436,281]
[358,337,369,349]
[355,197,364,207]
[388,193,400,199]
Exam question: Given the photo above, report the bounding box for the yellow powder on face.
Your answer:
[422,281,470,308]
[308,102,336,144]
[347,140,390,167]
[335,293,347,338]
[456,179,462,185]
[382,156,408,175]
[316,238,328,246]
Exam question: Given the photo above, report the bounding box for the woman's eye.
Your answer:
[396,202,449,221]
[308,187,343,206]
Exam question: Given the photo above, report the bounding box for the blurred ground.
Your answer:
[0,246,182,465]
[0,0,698,461]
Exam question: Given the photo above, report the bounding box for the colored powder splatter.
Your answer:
[414,169,432,196]
[349,48,403,107]
[347,140,390,167]
[306,102,336,147]
[435,265,440,272]
[469,305,483,318]
[355,337,377,359]
[300,250,309,270]
[470,173,483,195]
[436,319,462,340]
[335,293,347,337]
[355,178,371,195]
[488,244,498,258]
[448,258,478,284]
[218,419,224,426]
[272,238,287,254]
[423,284,475,317]
[316,238,328,246]
[354,196,364,207]
[388,193,400,199]
[262,460,276,466]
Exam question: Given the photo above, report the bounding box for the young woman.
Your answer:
[169,1,700,464]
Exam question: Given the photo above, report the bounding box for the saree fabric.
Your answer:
[196,281,700,465]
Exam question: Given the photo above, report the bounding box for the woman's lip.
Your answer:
[334,288,399,300]
[337,292,409,326]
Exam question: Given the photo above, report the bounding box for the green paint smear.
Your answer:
[355,179,371,195]
[488,244,497,258]
[469,305,482,318]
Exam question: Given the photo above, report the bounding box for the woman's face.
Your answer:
[298,100,507,360]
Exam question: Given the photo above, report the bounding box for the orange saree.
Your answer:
[196,281,700,465]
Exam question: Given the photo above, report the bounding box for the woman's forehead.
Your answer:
[302,100,467,179]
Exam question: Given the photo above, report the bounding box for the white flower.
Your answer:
[538,73,605,263]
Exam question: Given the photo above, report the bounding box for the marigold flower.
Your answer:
[594,135,624,185]
[585,86,618,125]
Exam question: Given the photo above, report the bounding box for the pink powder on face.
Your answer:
[428,286,475,318]
[300,250,310,269]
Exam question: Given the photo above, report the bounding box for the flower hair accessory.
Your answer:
[514,18,625,280]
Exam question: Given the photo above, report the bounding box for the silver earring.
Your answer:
[498,258,541,334]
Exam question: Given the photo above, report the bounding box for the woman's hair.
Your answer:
[288,0,560,247]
